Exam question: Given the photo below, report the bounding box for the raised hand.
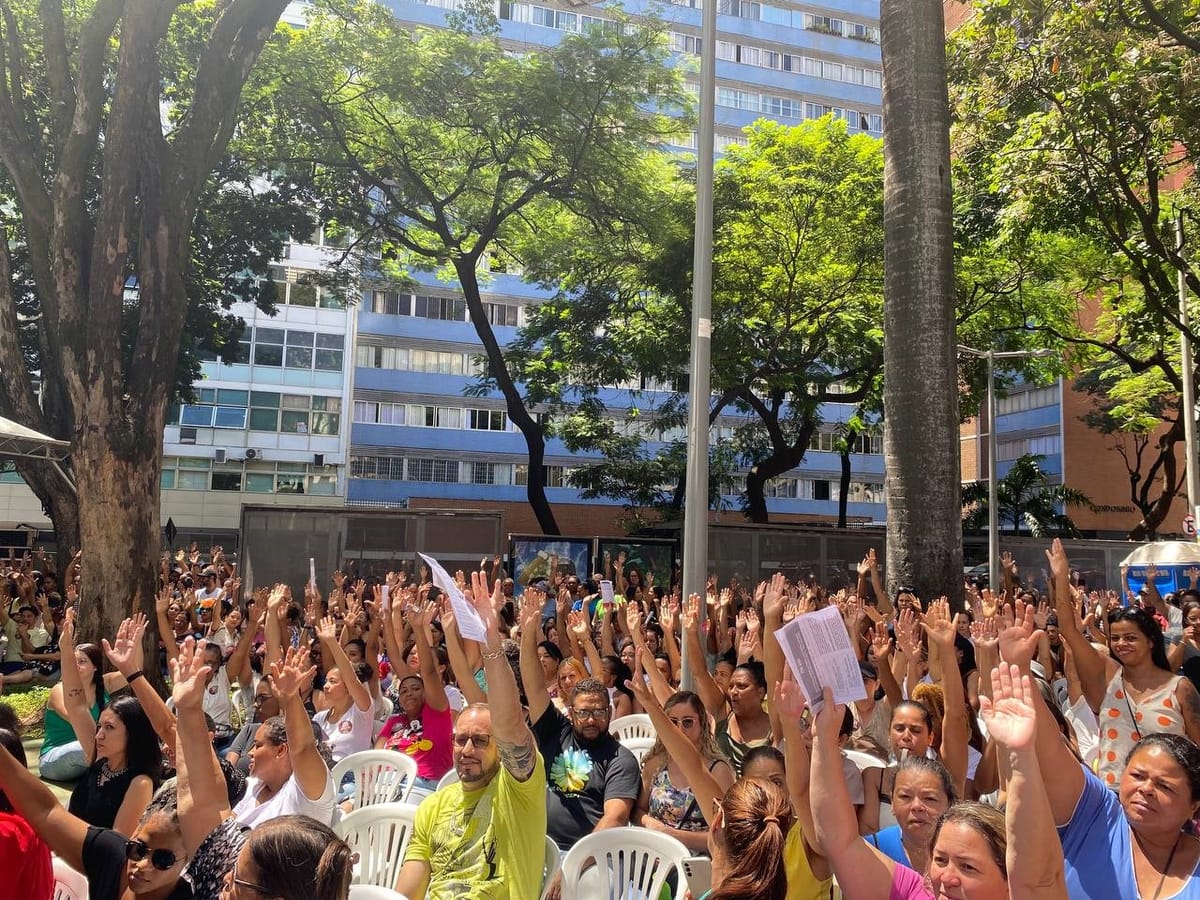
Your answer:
[997,599,1043,669]
[979,588,999,619]
[762,572,786,621]
[921,597,956,650]
[970,616,1000,654]
[681,593,701,634]
[156,585,172,617]
[566,610,590,643]
[979,663,1037,752]
[170,637,212,710]
[467,570,502,640]
[895,607,921,659]
[774,668,808,723]
[625,600,644,638]
[520,589,544,632]
[102,614,148,675]
[270,645,316,697]
[1044,538,1070,586]
[659,597,678,634]
[869,623,893,660]
[61,606,77,646]
[316,616,339,643]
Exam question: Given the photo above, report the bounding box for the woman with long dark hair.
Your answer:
[1048,541,1200,788]
[58,609,160,835]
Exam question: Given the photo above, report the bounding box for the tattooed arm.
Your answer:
[470,572,538,782]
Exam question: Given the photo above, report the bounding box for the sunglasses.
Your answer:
[452,733,491,747]
[572,708,610,720]
[125,839,182,871]
[668,716,697,729]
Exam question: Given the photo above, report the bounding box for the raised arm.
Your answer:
[440,599,486,706]
[155,585,179,664]
[0,728,90,871]
[626,648,725,817]
[1046,541,1107,712]
[518,588,553,723]
[998,598,1085,825]
[316,614,373,713]
[227,594,264,689]
[862,549,892,620]
[264,584,288,673]
[810,689,898,898]
[923,598,969,798]
[981,664,1068,900]
[102,614,178,763]
[760,574,788,739]
[868,624,905,708]
[775,674,832,880]
[57,608,98,764]
[405,602,448,712]
[625,602,674,706]
[270,646,330,801]
[682,593,726,719]
[171,639,233,855]
[659,596,682,683]
[469,571,538,780]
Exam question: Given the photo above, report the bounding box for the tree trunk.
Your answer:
[455,261,560,534]
[880,0,963,603]
[1128,416,1184,540]
[743,424,817,524]
[838,447,852,528]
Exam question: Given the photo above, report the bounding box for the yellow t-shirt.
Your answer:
[404,754,548,900]
[785,821,833,900]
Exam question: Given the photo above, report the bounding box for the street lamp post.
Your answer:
[958,345,1057,592]
[679,0,719,691]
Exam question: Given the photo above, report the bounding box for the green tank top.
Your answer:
[40,695,102,756]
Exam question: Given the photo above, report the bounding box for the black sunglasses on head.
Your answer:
[125,839,182,871]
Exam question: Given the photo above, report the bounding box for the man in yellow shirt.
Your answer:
[395,573,547,900]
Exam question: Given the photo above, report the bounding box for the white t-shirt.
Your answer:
[313,700,375,763]
[203,667,233,726]
[234,770,335,828]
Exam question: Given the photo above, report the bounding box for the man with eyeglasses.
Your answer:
[394,571,546,900]
[518,592,640,899]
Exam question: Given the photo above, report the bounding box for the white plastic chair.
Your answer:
[559,827,688,900]
[436,767,459,791]
[336,802,420,889]
[619,736,656,766]
[348,886,406,900]
[540,835,562,900]
[331,749,419,810]
[844,748,887,771]
[609,713,655,741]
[53,856,89,900]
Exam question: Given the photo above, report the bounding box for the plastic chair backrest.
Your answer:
[348,886,406,900]
[53,856,89,900]
[619,736,656,766]
[843,749,887,771]
[331,749,419,810]
[609,714,655,741]
[559,826,688,900]
[540,835,562,900]
[335,802,420,889]
[436,767,460,791]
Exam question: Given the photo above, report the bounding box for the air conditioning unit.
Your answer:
[244,448,260,461]
[179,427,197,445]
[214,448,227,464]
[313,453,325,467]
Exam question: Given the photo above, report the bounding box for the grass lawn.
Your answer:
[2,683,50,740]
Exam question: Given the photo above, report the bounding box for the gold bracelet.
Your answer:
[481,644,505,660]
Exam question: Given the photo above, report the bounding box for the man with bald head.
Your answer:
[395,572,547,900]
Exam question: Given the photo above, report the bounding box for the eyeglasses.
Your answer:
[453,733,492,747]
[668,716,697,730]
[125,839,182,871]
[572,707,610,720]
[252,694,272,706]
[230,869,273,894]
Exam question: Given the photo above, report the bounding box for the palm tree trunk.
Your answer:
[880,0,963,603]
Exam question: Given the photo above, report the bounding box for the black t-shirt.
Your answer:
[69,763,137,830]
[531,706,641,850]
[82,827,192,900]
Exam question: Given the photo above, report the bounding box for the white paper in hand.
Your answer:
[418,552,487,642]
[380,583,391,612]
[773,605,867,714]
[600,580,615,605]
[308,558,316,590]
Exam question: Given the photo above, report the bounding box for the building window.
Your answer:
[467,409,507,431]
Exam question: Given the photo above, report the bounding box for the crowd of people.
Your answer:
[0,537,1197,899]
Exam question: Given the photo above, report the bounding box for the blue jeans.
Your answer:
[39,741,88,781]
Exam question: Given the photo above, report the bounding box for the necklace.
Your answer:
[1138,831,1183,900]
[96,758,128,787]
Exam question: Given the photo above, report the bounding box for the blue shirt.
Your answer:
[866,824,910,867]
[1060,763,1200,899]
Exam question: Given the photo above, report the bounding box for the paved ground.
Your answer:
[22,737,75,804]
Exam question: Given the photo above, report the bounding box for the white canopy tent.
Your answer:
[0,415,74,492]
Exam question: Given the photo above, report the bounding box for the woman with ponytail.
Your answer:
[221,815,352,900]
[703,778,793,900]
